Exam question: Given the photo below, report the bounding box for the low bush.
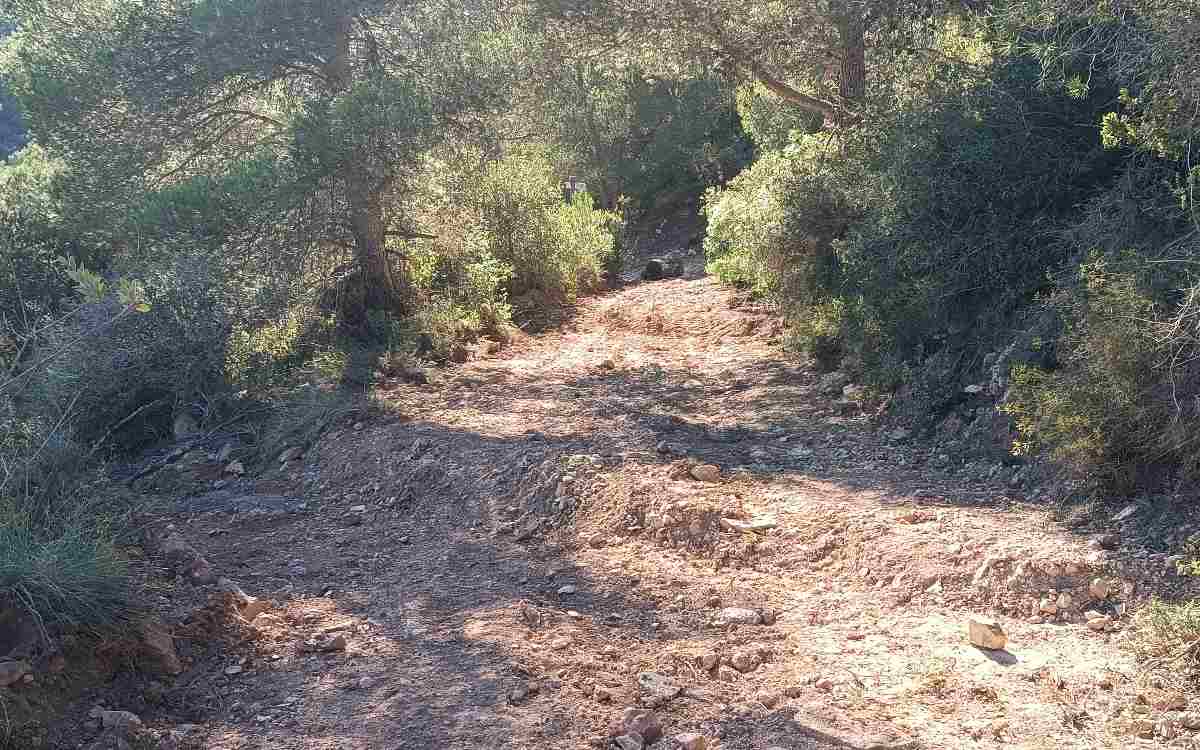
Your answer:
[475,149,620,304]
[1128,598,1200,690]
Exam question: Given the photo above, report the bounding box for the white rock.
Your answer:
[689,464,722,483]
[716,607,762,626]
[1089,578,1110,600]
[719,516,777,534]
[556,585,576,595]
[1057,592,1073,611]
[968,616,1008,650]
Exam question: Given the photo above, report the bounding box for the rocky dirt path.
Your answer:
[104,269,1200,750]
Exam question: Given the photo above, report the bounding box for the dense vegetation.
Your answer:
[1,0,1198,646]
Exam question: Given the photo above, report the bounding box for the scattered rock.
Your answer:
[1085,612,1112,631]
[1181,713,1200,730]
[584,533,607,549]
[278,446,304,464]
[215,443,233,463]
[609,708,663,744]
[689,464,722,483]
[637,672,682,706]
[99,710,143,733]
[1039,596,1058,615]
[218,579,271,622]
[1130,718,1156,738]
[968,616,1008,650]
[716,607,762,626]
[549,636,573,651]
[557,585,577,595]
[729,650,762,673]
[1057,592,1073,612]
[224,460,245,476]
[0,660,29,688]
[716,665,741,682]
[508,682,539,704]
[814,677,835,691]
[888,428,912,442]
[699,653,720,671]
[1089,578,1110,600]
[819,372,850,396]
[139,622,183,675]
[719,516,777,534]
[674,733,709,750]
[613,734,645,750]
[301,633,347,653]
[642,258,684,281]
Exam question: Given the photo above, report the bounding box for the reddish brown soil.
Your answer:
[30,264,1200,750]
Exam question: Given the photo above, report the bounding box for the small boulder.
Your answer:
[719,516,777,534]
[819,371,850,396]
[642,258,684,281]
[139,623,183,676]
[609,708,663,744]
[716,665,741,682]
[968,616,1008,650]
[613,734,645,750]
[730,650,761,674]
[689,464,722,483]
[716,607,762,626]
[675,733,709,750]
[1086,613,1113,632]
[1089,578,1110,600]
[637,671,682,706]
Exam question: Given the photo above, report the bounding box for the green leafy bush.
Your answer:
[703,141,853,301]
[475,149,620,304]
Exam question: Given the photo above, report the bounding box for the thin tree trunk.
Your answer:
[327,13,404,328]
[837,12,867,104]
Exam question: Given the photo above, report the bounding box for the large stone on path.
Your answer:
[968,616,1008,650]
[609,708,663,744]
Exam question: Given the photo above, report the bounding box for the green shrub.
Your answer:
[703,142,853,301]
[475,148,620,304]
[31,253,231,452]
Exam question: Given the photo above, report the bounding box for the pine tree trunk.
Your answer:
[837,12,867,105]
[327,13,405,329]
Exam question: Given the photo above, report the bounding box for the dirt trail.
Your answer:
[104,265,1200,749]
